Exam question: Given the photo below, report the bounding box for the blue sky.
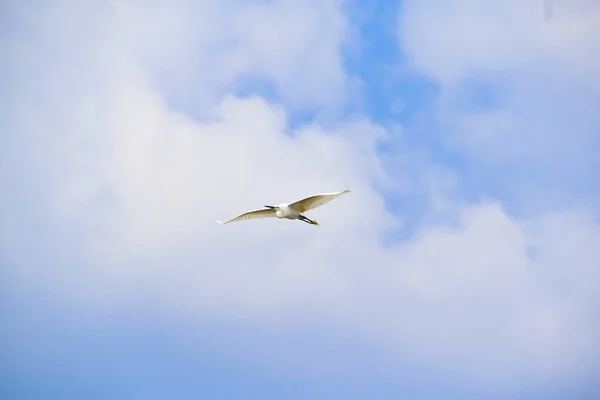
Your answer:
[2,0,600,399]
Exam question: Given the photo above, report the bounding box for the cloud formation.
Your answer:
[399,0,600,197]
[2,0,599,398]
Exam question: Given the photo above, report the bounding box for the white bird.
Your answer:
[217,189,351,226]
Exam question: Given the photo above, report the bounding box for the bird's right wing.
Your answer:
[216,208,277,224]
[289,189,351,213]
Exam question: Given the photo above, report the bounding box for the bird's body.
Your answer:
[274,204,300,220]
[217,189,351,226]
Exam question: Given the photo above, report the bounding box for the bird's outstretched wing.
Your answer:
[216,208,277,224]
[289,189,351,213]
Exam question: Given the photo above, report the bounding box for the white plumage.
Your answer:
[217,189,351,226]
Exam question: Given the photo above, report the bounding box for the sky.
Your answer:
[1,0,599,399]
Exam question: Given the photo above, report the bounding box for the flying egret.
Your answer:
[216,189,351,226]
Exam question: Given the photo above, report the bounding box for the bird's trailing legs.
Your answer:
[299,214,319,226]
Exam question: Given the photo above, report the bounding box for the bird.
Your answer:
[217,189,351,226]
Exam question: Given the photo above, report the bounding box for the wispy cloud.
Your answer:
[398,0,600,213]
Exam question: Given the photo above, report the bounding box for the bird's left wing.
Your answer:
[216,208,277,224]
[289,189,351,213]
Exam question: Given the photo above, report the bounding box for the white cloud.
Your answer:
[399,0,600,87]
[2,0,599,394]
[381,202,600,386]
[102,0,351,113]
[388,0,600,387]
[2,0,392,312]
[397,0,600,211]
